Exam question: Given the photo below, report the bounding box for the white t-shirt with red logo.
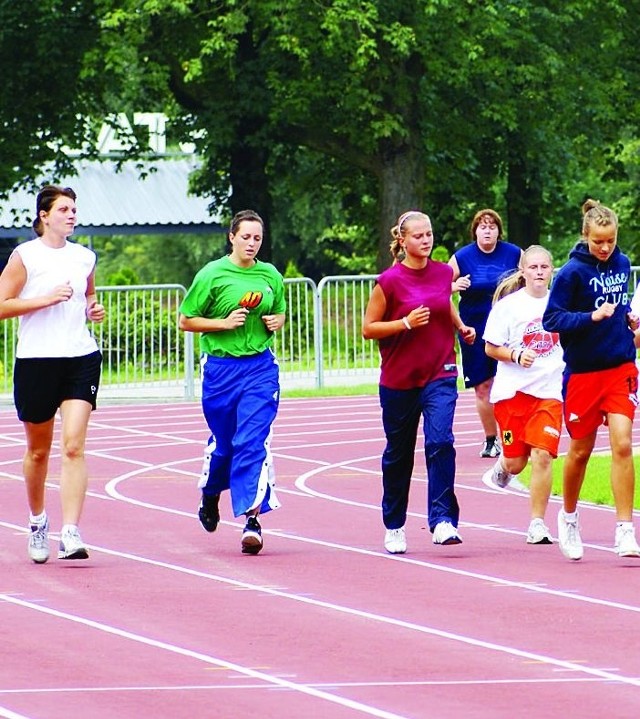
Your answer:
[483,288,564,403]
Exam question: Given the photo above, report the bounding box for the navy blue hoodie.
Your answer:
[542,241,636,374]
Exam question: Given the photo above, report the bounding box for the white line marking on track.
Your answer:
[0,593,407,719]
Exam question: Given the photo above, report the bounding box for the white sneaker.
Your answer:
[58,527,89,560]
[557,510,583,560]
[481,460,514,489]
[526,519,552,545]
[384,527,407,554]
[614,525,640,558]
[28,517,50,564]
[432,521,462,545]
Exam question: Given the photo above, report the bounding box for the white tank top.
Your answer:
[15,239,100,358]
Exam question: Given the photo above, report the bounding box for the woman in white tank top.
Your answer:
[0,185,105,564]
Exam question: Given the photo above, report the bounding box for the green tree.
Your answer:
[0,1,103,194]
[93,0,640,270]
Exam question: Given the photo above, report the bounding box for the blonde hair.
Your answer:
[492,245,553,303]
[581,198,618,239]
[388,210,429,262]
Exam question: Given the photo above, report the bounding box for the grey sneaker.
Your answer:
[58,527,89,560]
[482,460,514,489]
[557,510,583,560]
[28,517,50,564]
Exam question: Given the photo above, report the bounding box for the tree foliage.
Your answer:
[2,1,640,276]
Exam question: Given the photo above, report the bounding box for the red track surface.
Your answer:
[1,392,640,718]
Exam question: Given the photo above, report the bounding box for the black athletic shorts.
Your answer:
[13,350,102,424]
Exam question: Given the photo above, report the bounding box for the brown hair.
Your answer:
[388,210,429,262]
[470,208,503,242]
[229,209,264,236]
[581,198,618,238]
[492,245,553,303]
[33,185,76,236]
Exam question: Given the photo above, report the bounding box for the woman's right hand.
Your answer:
[452,274,471,292]
[591,301,616,322]
[225,307,249,329]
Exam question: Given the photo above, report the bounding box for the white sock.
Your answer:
[29,511,47,526]
[617,521,633,530]
[61,524,78,535]
[563,511,578,523]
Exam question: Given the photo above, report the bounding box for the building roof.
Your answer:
[0,158,224,238]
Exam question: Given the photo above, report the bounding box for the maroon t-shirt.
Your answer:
[376,261,458,390]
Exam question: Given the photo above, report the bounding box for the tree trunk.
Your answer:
[229,140,273,261]
[376,149,425,270]
[505,156,542,248]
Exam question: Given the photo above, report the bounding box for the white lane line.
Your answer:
[0,593,407,719]
[1,538,639,690]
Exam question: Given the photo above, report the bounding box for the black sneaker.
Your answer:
[198,494,220,533]
[480,436,501,458]
[241,515,263,555]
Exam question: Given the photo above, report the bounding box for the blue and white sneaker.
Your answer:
[241,516,263,555]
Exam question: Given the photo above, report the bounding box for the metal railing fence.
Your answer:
[2,267,639,402]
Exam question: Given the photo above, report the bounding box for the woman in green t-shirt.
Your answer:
[179,210,286,555]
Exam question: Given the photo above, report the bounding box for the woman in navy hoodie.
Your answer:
[543,199,640,561]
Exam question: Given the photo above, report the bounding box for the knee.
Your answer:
[61,439,85,462]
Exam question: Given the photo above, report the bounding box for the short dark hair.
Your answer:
[229,209,264,235]
[33,185,76,236]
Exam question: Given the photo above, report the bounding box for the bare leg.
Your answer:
[529,447,552,520]
[474,378,498,437]
[59,399,92,525]
[562,431,597,513]
[607,413,635,522]
[23,419,55,516]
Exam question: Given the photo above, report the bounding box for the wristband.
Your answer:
[510,349,517,363]
[517,350,523,365]
[402,316,411,330]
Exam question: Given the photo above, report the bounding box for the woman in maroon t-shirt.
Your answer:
[363,210,475,554]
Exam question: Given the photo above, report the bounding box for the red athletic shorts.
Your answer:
[563,362,639,440]
[494,392,563,458]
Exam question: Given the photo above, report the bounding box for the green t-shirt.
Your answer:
[179,256,286,357]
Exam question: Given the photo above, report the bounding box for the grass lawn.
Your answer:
[519,454,640,510]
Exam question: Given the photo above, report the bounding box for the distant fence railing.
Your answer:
[0,276,380,402]
[2,267,638,403]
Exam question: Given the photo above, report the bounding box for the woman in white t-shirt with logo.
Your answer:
[482,246,565,544]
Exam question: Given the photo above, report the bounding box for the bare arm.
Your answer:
[450,300,475,344]
[448,256,470,293]
[0,251,73,320]
[179,307,250,333]
[85,270,105,323]
[485,341,536,368]
[362,284,430,340]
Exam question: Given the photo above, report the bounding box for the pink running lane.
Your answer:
[1,392,640,719]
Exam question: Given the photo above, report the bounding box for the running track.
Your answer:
[1,392,639,719]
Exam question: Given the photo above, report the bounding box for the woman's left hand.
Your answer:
[262,314,284,332]
[459,324,476,345]
[627,312,639,331]
[87,300,105,323]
